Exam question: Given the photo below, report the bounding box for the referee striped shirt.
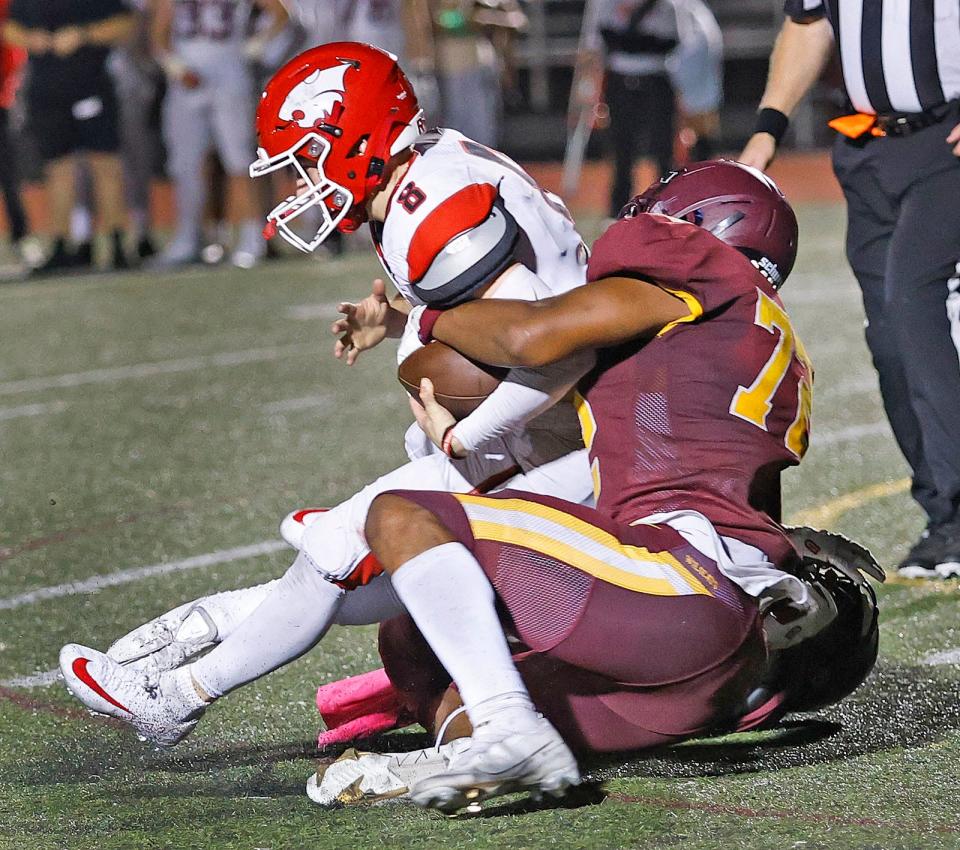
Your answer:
[785,0,960,115]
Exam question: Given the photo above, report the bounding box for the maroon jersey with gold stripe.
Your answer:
[578,213,813,566]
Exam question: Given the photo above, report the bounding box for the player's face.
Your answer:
[295,167,323,199]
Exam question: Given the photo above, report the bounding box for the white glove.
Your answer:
[785,526,886,586]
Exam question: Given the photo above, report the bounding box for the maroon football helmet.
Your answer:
[775,558,880,713]
[623,160,799,289]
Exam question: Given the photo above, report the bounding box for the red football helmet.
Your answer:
[623,160,799,288]
[249,42,423,252]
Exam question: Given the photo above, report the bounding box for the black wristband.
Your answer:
[754,108,790,145]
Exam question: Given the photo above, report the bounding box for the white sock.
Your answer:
[194,580,280,641]
[389,542,538,730]
[189,553,343,699]
[163,664,209,714]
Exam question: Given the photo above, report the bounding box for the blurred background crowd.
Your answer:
[0,0,839,279]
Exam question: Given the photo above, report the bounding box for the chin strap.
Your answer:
[362,113,398,199]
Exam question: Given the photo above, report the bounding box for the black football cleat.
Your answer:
[898,519,960,579]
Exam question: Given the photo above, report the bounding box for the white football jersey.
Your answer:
[379,129,590,473]
[171,0,255,79]
[374,129,588,307]
[288,0,407,60]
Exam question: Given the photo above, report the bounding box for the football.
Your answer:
[398,342,508,420]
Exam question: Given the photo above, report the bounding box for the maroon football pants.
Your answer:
[377,489,767,754]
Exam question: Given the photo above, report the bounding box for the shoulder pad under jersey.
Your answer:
[411,128,445,155]
[410,196,520,307]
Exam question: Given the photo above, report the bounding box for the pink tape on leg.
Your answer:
[315,667,412,747]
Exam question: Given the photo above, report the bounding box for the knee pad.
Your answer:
[300,509,383,589]
[279,507,328,550]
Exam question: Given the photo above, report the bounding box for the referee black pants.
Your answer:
[605,71,675,218]
[832,102,960,526]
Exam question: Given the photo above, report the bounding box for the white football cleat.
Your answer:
[107,583,277,676]
[408,715,580,813]
[306,739,472,806]
[107,600,218,674]
[60,644,206,747]
[279,507,328,550]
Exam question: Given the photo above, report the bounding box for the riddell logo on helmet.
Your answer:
[750,256,782,287]
[279,63,350,129]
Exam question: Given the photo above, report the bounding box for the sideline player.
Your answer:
[58,42,596,745]
[150,0,287,269]
[353,161,884,811]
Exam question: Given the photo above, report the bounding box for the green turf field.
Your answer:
[2,205,959,849]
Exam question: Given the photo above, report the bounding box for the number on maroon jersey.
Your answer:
[397,182,427,213]
[729,288,813,458]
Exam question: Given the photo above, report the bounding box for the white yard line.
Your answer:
[1,669,60,689]
[284,302,342,321]
[0,400,68,421]
[922,648,960,666]
[0,343,315,397]
[261,394,334,414]
[782,289,861,306]
[813,421,891,446]
[820,374,879,400]
[0,540,287,611]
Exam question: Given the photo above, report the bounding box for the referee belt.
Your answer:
[829,100,956,139]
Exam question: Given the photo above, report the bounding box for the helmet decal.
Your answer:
[278,63,351,129]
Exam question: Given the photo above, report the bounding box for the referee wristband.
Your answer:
[418,307,443,345]
[753,108,790,145]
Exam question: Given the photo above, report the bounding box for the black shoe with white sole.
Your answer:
[898,519,960,579]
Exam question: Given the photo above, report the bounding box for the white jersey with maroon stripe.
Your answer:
[374,128,588,306]
[171,0,256,83]
[292,0,408,61]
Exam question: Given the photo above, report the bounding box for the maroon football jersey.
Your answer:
[578,213,813,567]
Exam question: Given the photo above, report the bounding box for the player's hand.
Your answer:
[243,34,268,62]
[181,68,202,89]
[27,30,53,54]
[947,122,960,156]
[52,26,83,57]
[785,526,886,585]
[332,278,393,365]
[738,133,778,171]
[409,378,462,457]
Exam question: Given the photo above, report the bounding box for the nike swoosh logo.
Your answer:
[292,508,327,524]
[72,657,132,715]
